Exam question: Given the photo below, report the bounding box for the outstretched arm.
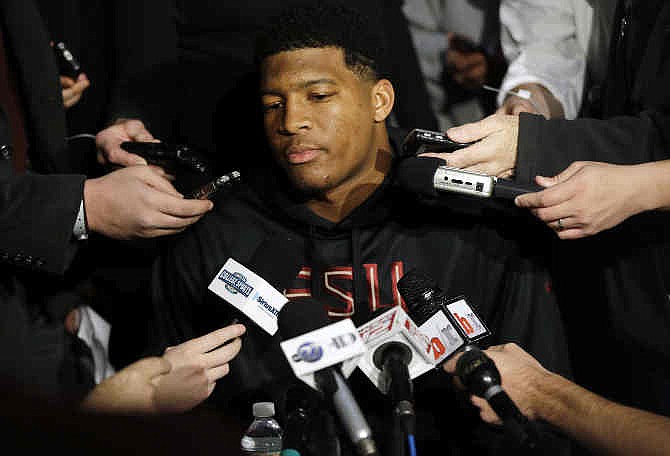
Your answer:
[515,160,670,239]
[444,343,670,456]
[80,324,245,415]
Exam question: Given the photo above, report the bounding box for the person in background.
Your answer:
[403,0,507,130]
[36,0,112,137]
[0,0,213,403]
[497,0,593,119]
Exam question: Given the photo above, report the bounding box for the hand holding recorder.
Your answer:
[400,128,541,201]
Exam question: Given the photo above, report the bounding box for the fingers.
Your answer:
[97,148,147,167]
[417,152,450,164]
[62,75,90,96]
[124,119,156,142]
[447,114,503,143]
[511,101,536,116]
[446,140,502,175]
[61,75,90,108]
[442,351,462,375]
[471,396,502,425]
[60,75,75,88]
[158,196,213,219]
[552,161,590,183]
[515,175,579,211]
[205,362,231,382]
[207,363,230,385]
[135,166,183,196]
[180,324,246,354]
[202,337,243,368]
[95,119,155,167]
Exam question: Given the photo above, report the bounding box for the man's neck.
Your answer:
[308,136,392,223]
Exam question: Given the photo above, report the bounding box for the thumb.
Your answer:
[534,175,557,188]
[537,161,586,188]
[136,166,183,197]
[129,357,172,379]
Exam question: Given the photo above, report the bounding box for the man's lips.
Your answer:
[285,145,323,164]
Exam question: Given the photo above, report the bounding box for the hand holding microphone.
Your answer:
[445,345,540,450]
[397,268,539,449]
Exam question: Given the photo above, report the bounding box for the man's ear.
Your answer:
[372,79,395,123]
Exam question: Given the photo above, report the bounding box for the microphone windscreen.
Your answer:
[395,156,445,198]
[397,268,439,307]
[278,298,331,340]
[455,346,500,397]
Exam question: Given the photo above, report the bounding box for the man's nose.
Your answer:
[280,99,311,134]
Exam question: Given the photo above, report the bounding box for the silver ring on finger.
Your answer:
[556,218,564,231]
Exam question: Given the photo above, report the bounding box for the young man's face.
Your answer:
[260,47,390,196]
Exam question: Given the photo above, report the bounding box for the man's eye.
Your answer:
[262,102,283,113]
[310,93,333,101]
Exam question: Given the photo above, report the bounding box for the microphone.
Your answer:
[455,346,539,450]
[357,307,435,437]
[279,300,379,456]
[395,156,542,201]
[207,237,305,336]
[397,270,537,449]
[397,269,490,366]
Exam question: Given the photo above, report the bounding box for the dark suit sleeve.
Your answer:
[106,0,179,138]
[515,110,670,184]
[0,172,85,275]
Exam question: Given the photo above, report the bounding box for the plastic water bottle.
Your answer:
[241,402,283,455]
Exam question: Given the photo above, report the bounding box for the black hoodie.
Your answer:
[146,128,573,456]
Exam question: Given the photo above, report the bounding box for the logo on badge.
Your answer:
[218,269,254,297]
[292,342,324,363]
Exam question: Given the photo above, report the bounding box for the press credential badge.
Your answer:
[208,258,288,335]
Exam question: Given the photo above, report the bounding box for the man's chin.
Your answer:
[285,173,331,198]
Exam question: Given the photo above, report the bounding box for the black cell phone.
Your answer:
[120,141,176,172]
[186,171,241,199]
[53,41,82,79]
[120,141,210,175]
[401,128,475,155]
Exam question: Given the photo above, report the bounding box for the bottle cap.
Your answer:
[281,450,301,456]
[252,401,275,417]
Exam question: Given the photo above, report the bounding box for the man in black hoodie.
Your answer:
[145,4,574,456]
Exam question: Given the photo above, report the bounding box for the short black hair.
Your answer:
[254,2,387,80]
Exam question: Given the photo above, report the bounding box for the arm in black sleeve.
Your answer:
[515,4,670,183]
[516,111,670,184]
[0,172,85,276]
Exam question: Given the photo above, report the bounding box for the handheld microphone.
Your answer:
[396,156,542,201]
[357,307,436,389]
[397,269,490,366]
[279,300,379,456]
[374,341,414,432]
[456,346,539,450]
[357,307,435,437]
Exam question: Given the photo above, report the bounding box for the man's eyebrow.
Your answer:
[297,78,337,89]
[260,78,338,96]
